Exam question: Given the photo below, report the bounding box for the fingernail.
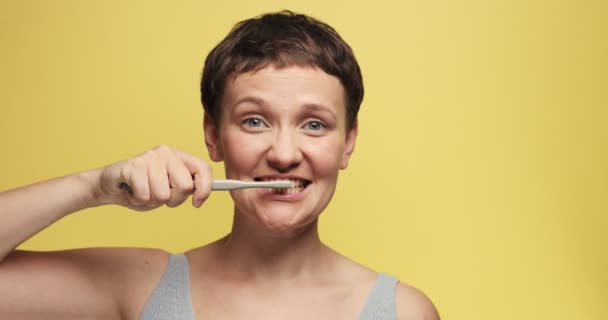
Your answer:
[194,199,203,208]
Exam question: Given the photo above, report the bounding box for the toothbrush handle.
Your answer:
[212,179,245,190]
[211,179,292,190]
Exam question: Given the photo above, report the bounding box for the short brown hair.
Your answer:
[200,11,363,130]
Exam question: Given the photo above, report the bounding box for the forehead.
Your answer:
[222,65,347,117]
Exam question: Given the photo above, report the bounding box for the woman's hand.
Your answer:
[92,145,213,211]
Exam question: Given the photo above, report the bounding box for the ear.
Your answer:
[203,112,223,162]
[340,119,358,170]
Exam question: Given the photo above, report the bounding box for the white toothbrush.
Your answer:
[212,179,292,190]
[119,179,293,193]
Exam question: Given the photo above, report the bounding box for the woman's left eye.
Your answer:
[304,121,326,131]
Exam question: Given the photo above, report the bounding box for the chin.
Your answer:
[253,205,320,236]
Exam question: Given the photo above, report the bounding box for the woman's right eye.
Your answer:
[242,117,267,128]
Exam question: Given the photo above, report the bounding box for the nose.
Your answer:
[266,129,303,172]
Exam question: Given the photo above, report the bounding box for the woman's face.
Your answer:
[204,65,357,234]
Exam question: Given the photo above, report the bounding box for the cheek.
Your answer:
[221,130,266,178]
[302,138,345,176]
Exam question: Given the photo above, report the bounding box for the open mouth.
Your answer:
[254,177,312,195]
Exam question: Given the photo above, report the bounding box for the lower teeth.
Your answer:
[273,188,303,194]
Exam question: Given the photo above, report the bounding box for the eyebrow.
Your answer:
[231,96,337,120]
[300,103,337,120]
[230,96,267,110]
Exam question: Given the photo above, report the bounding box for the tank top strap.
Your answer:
[139,253,195,320]
[357,273,400,320]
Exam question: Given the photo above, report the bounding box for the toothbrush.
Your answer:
[118,179,293,193]
[212,179,292,190]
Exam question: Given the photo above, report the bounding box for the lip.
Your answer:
[253,175,312,201]
[253,174,312,181]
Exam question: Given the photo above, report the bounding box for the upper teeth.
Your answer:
[261,178,306,188]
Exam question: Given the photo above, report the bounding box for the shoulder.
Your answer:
[7,246,169,269]
[64,247,171,319]
[2,247,171,320]
[23,247,171,287]
[395,282,440,320]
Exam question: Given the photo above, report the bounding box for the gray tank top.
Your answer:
[140,253,399,320]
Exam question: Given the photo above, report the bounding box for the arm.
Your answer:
[0,170,99,262]
[0,145,212,262]
[0,145,213,319]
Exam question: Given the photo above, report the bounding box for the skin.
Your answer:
[0,65,439,319]
[209,64,354,235]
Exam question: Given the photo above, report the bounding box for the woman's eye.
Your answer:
[304,121,326,131]
[243,117,266,128]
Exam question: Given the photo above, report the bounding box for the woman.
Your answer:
[0,11,439,320]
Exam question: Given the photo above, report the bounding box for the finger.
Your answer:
[124,160,150,206]
[166,155,194,208]
[191,169,212,208]
[146,155,170,208]
[172,149,213,207]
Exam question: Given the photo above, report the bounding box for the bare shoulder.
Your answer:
[0,247,170,320]
[4,247,170,288]
[56,247,171,319]
[395,282,440,320]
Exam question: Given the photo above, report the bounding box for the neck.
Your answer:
[213,207,334,282]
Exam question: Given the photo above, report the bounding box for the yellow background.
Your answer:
[1,0,606,319]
